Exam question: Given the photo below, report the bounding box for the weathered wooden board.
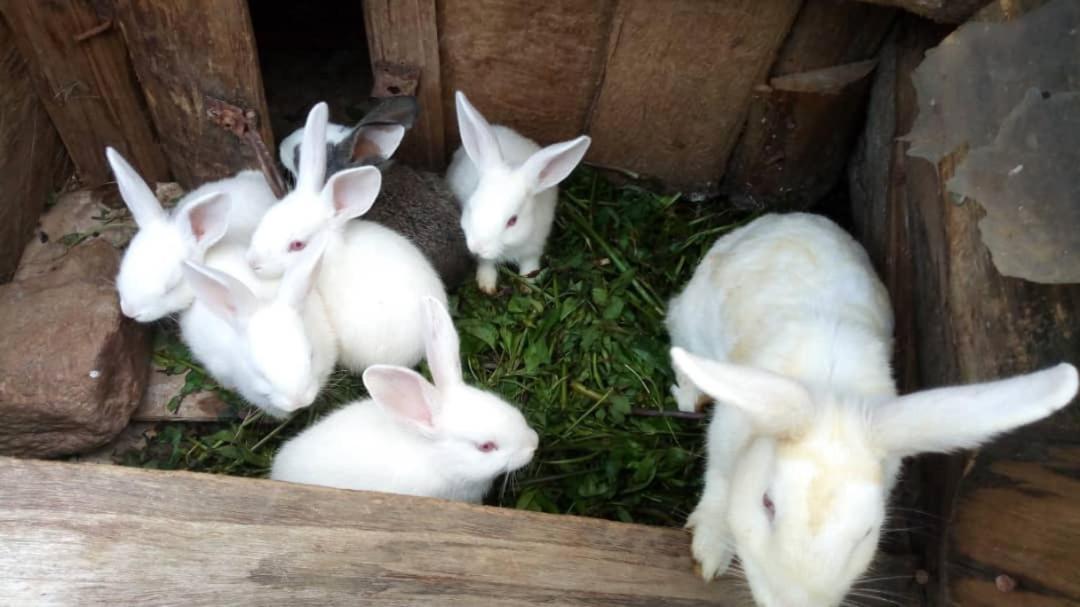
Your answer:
[438,0,614,157]
[0,0,167,187]
[724,0,895,209]
[848,12,1080,606]
[854,0,986,23]
[0,457,738,606]
[364,0,446,170]
[0,15,70,281]
[586,0,802,192]
[724,62,878,210]
[771,0,897,77]
[112,0,273,188]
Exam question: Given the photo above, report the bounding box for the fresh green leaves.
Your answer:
[125,168,748,527]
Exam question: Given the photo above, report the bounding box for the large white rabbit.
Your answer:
[666,212,1078,607]
[271,296,539,502]
[247,102,447,371]
[446,91,590,294]
[180,237,336,419]
[106,147,276,322]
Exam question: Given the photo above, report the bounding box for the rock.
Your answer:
[0,238,151,458]
[132,370,232,422]
[15,188,135,282]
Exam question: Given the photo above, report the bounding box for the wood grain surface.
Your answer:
[0,457,740,606]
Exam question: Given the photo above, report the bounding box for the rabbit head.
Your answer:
[108,147,230,322]
[183,236,332,417]
[672,347,1078,607]
[249,102,383,279]
[279,96,418,182]
[362,296,539,489]
[453,91,590,261]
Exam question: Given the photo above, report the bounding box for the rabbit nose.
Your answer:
[246,252,262,272]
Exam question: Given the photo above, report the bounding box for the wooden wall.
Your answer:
[0,12,70,281]
[375,0,820,191]
[849,12,1080,606]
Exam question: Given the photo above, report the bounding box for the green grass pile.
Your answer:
[127,169,750,527]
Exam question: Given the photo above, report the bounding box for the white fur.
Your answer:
[278,122,352,179]
[666,212,1079,607]
[108,147,276,322]
[249,102,447,371]
[179,240,336,419]
[271,297,539,502]
[445,91,590,293]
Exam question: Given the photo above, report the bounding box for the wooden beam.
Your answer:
[0,0,167,186]
[0,14,70,281]
[364,0,446,170]
[585,0,802,193]
[111,0,273,188]
[0,457,738,605]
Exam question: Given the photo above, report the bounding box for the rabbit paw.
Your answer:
[686,504,734,581]
[477,261,498,295]
[672,381,705,413]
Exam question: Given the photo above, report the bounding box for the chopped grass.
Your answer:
[123,168,751,526]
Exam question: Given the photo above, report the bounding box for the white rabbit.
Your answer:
[270,296,539,502]
[179,236,336,419]
[666,212,1078,607]
[446,91,590,294]
[247,102,447,371]
[107,147,276,322]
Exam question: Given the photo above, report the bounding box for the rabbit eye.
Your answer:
[288,240,306,252]
[505,215,518,228]
[476,441,498,453]
[763,493,776,522]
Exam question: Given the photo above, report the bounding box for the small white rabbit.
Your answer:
[446,91,590,294]
[107,147,276,322]
[247,102,448,372]
[179,236,336,419]
[271,296,539,502]
[666,212,1078,607]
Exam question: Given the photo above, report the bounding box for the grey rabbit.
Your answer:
[279,96,472,289]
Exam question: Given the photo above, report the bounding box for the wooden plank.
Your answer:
[947,449,1080,605]
[771,0,897,77]
[724,61,877,210]
[438,0,615,152]
[585,0,802,192]
[854,0,986,23]
[0,0,167,186]
[0,457,738,606]
[848,12,1080,605]
[112,0,273,188]
[0,15,70,281]
[364,0,446,170]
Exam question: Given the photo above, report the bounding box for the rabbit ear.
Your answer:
[181,261,257,330]
[873,363,1078,457]
[106,147,166,227]
[670,348,813,435]
[176,191,231,252]
[519,135,591,192]
[358,95,420,129]
[363,365,442,434]
[277,233,327,309]
[346,124,407,163]
[455,91,503,170]
[296,102,329,193]
[322,165,382,223]
[422,296,462,388]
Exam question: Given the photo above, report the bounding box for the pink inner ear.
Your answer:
[364,366,437,429]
